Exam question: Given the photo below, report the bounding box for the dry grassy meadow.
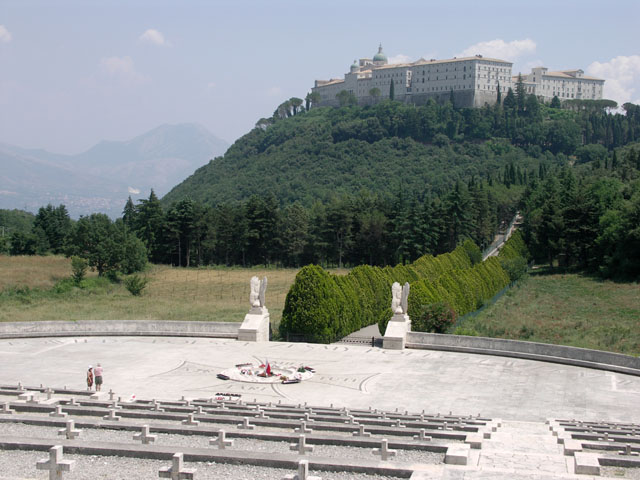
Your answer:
[0,256,343,328]
[461,269,640,355]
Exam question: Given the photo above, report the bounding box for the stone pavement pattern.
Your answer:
[0,336,638,423]
[0,336,639,479]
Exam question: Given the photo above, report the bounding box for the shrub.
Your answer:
[124,274,148,296]
[412,302,457,333]
[71,256,88,284]
[462,239,482,265]
[499,256,528,282]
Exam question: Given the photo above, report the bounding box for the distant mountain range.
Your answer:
[0,123,229,218]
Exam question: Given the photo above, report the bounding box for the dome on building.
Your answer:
[350,60,359,73]
[373,44,387,63]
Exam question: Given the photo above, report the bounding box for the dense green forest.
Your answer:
[163,96,640,207]
[522,143,640,278]
[3,95,640,279]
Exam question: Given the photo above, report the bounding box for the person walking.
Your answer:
[86,366,94,391]
[94,363,103,391]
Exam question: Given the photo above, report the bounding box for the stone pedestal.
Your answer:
[382,313,411,350]
[238,307,270,342]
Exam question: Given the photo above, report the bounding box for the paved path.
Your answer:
[479,421,568,474]
[0,336,638,424]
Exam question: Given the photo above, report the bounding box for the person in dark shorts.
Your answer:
[94,363,103,391]
[87,366,94,391]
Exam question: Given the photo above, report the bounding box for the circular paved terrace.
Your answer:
[1,336,638,423]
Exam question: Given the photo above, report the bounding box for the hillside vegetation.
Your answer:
[164,98,639,208]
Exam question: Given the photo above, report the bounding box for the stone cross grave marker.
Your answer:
[1,402,14,414]
[210,429,233,449]
[255,409,268,419]
[290,434,314,455]
[68,398,79,407]
[45,388,54,400]
[57,420,81,440]
[133,425,157,445]
[295,420,313,434]
[103,409,121,421]
[619,443,639,456]
[282,459,321,480]
[36,445,75,480]
[304,413,314,423]
[108,389,115,401]
[353,424,371,437]
[158,453,195,480]
[413,429,432,441]
[182,414,199,426]
[345,415,358,425]
[372,439,397,461]
[237,417,255,430]
[50,406,67,418]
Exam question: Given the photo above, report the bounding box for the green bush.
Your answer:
[412,302,457,333]
[499,256,528,282]
[124,274,148,296]
[71,256,88,284]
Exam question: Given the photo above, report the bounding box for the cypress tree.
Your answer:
[389,78,395,100]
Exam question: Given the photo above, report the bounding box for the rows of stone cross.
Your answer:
[0,383,489,437]
[0,384,489,480]
[548,418,640,459]
[36,446,319,480]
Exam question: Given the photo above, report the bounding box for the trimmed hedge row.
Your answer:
[280,234,529,343]
[280,240,478,343]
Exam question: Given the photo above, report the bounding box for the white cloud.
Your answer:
[267,86,282,97]
[587,55,640,105]
[128,187,140,195]
[457,38,536,62]
[139,28,169,47]
[388,54,411,65]
[99,56,145,84]
[0,25,12,43]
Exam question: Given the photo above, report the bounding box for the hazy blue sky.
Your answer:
[1,0,639,154]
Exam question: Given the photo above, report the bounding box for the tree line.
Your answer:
[4,168,528,271]
[522,145,640,279]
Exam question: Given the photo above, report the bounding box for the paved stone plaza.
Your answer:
[0,336,638,423]
[2,336,640,479]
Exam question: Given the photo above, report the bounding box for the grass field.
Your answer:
[0,256,343,327]
[461,269,640,356]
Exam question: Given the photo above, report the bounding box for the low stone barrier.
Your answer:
[406,332,640,377]
[0,320,239,340]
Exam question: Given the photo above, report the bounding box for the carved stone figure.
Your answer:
[400,282,410,315]
[258,276,267,308]
[250,276,261,308]
[249,276,268,310]
[391,282,402,314]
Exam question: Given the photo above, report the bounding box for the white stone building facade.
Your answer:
[312,45,604,108]
[516,67,604,102]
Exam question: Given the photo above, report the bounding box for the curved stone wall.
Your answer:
[406,332,640,376]
[0,320,239,339]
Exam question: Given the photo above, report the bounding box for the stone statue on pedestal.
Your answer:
[391,282,410,315]
[240,276,270,342]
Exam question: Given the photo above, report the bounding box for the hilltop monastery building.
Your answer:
[312,45,605,108]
